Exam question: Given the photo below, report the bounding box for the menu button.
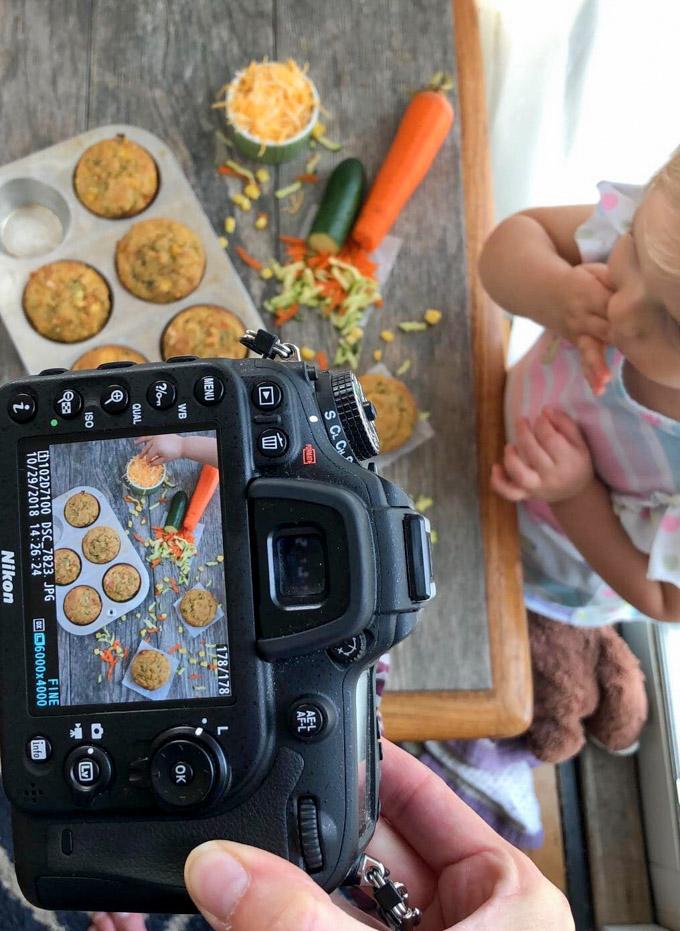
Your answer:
[194,375,225,406]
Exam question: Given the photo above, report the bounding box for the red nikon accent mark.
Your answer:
[302,444,317,466]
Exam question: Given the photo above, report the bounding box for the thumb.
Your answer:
[185,840,365,931]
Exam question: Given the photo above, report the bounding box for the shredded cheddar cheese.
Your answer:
[227,60,317,143]
[127,455,165,489]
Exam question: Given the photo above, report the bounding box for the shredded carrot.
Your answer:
[133,532,146,544]
[235,244,263,270]
[150,558,161,567]
[275,303,300,326]
[167,643,182,654]
[189,673,202,680]
[295,173,319,184]
[169,578,180,594]
[217,165,240,177]
[279,235,307,246]
[316,350,330,370]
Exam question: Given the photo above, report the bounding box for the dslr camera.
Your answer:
[0,329,434,913]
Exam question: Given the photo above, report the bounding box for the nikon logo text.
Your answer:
[1,551,15,605]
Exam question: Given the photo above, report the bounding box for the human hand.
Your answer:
[133,434,184,464]
[561,263,614,395]
[184,740,573,930]
[87,913,146,931]
[491,407,594,503]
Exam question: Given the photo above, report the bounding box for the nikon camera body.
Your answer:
[0,331,434,913]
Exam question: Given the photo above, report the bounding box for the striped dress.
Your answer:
[505,181,680,626]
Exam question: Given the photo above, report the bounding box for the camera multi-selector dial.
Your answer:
[330,371,380,461]
[149,727,229,809]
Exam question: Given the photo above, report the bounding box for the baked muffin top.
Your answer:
[130,649,172,691]
[180,588,219,627]
[74,135,159,219]
[72,344,148,371]
[358,373,418,453]
[162,305,247,360]
[64,491,100,528]
[23,261,111,343]
[116,218,205,304]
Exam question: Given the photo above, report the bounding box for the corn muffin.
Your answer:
[64,491,100,528]
[72,344,148,371]
[130,649,172,691]
[180,588,219,628]
[63,585,102,626]
[54,548,81,586]
[23,261,111,343]
[115,218,205,303]
[103,563,142,602]
[161,305,247,360]
[74,135,159,219]
[358,373,418,453]
[82,526,121,564]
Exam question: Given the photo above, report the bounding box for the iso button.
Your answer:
[54,387,83,420]
[100,384,129,414]
[147,379,177,411]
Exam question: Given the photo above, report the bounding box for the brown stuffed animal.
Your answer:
[524,611,648,764]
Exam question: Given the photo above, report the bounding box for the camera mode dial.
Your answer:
[329,371,380,461]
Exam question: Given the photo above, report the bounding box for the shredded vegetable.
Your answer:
[263,238,381,369]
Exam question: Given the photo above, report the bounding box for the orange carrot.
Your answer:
[315,350,330,370]
[295,173,319,184]
[352,87,454,252]
[235,244,263,270]
[167,643,182,654]
[275,303,300,326]
[183,465,220,533]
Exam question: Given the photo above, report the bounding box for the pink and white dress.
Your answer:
[506,181,680,626]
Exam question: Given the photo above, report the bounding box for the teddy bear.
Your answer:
[524,611,648,764]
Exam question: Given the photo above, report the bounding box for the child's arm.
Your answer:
[551,480,680,622]
[134,435,218,467]
[492,407,680,622]
[479,206,613,392]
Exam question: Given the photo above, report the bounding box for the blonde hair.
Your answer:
[644,147,680,276]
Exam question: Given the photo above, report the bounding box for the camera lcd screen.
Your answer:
[272,528,327,606]
[19,429,232,714]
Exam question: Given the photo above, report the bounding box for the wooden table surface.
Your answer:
[0,0,531,739]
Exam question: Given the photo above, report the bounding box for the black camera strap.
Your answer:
[355,854,422,929]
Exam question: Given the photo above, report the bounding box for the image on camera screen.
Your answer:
[20,429,232,713]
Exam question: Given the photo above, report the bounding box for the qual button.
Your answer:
[147,379,177,411]
[100,384,129,414]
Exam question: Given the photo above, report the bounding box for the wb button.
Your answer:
[171,761,194,786]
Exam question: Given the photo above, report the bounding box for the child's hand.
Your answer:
[562,263,613,395]
[134,434,184,464]
[491,408,594,503]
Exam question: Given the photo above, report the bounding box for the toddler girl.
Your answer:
[479,149,680,756]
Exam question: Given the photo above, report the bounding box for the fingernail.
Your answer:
[186,842,249,920]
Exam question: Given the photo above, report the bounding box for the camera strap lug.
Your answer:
[241,328,301,362]
[355,854,422,929]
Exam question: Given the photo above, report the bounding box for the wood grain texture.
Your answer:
[579,745,653,926]
[0,0,531,738]
[382,0,532,740]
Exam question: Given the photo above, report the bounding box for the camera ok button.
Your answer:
[171,761,194,786]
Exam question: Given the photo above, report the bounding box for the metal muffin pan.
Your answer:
[0,123,263,373]
[53,484,150,636]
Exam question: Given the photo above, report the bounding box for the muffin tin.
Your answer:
[53,484,150,635]
[0,124,263,373]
